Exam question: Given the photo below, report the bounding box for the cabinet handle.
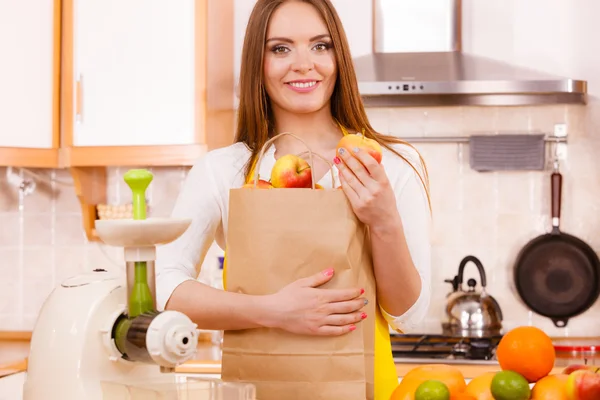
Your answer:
[76,74,83,123]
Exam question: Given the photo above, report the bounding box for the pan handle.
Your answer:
[551,169,562,233]
[551,318,568,328]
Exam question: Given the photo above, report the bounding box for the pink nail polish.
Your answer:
[349,325,356,331]
[333,157,341,165]
[360,288,365,295]
[323,268,334,277]
[361,313,367,319]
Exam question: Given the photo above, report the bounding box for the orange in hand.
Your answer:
[496,326,555,383]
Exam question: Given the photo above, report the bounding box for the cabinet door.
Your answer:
[73,0,197,147]
[233,0,257,109]
[0,0,55,148]
[330,0,372,57]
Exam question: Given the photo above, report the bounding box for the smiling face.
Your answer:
[263,1,337,115]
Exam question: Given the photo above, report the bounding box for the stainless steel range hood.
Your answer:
[354,0,587,107]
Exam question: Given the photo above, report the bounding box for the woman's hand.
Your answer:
[263,268,368,336]
[334,147,400,231]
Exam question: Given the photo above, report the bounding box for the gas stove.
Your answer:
[390,333,503,365]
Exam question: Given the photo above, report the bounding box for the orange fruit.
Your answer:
[531,373,569,400]
[391,364,466,400]
[452,394,477,400]
[464,371,497,400]
[496,326,555,383]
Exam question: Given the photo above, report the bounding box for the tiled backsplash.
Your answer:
[1,103,599,337]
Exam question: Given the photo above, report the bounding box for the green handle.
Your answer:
[124,169,153,220]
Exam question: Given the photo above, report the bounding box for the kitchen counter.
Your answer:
[0,333,570,380]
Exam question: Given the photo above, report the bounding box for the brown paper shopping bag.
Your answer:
[221,133,377,400]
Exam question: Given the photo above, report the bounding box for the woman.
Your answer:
[156,0,432,398]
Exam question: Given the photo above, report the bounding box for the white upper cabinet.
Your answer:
[72,0,198,147]
[462,0,587,79]
[329,0,372,57]
[0,0,56,148]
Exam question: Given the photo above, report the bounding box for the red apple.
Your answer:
[242,179,273,189]
[566,370,600,400]
[270,154,312,188]
[563,365,600,375]
[336,130,383,164]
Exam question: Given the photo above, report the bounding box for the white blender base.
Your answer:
[22,270,188,400]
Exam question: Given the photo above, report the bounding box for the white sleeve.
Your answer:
[380,160,432,333]
[154,154,222,311]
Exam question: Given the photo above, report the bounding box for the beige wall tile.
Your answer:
[23,214,53,246]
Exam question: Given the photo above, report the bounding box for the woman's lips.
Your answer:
[285,80,321,93]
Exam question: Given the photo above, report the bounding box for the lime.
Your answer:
[414,379,451,400]
[491,370,531,400]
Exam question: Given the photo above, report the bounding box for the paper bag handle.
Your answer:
[296,150,336,188]
[253,132,333,189]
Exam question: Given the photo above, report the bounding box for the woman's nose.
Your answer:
[291,50,314,73]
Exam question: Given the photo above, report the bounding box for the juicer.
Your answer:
[23,169,200,400]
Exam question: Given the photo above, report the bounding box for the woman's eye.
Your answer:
[313,43,330,51]
[271,45,289,54]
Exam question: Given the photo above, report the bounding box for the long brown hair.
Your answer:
[234,0,431,209]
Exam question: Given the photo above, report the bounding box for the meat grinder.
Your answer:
[23,169,199,399]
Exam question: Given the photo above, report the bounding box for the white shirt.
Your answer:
[155,136,432,333]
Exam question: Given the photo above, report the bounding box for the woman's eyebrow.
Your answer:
[265,34,331,44]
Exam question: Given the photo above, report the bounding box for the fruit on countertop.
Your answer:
[531,373,569,400]
[336,129,383,164]
[562,365,600,375]
[414,380,450,400]
[490,370,531,400]
[452,394,477,400]
[242,179,273,189]
[270,154,313,188]
[496,326,556,383]
[464,371,496,400]
[565,369,600,400]
[390,364,466,400]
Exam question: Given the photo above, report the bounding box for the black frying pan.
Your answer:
[513,164,600,328]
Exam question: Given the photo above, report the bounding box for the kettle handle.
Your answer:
[457,255,487,288]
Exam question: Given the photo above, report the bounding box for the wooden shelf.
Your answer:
[62,144,207,167]
[0,148,60,168]
[70,167,106,242]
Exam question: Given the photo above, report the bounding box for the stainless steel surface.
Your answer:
[442,256,503,338]
[355,0,587,106]
[390,333,502,363]
[393,357,499,366]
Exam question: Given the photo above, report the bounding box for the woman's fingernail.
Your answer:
[352,147,359,153]
[323,268,334,277]
[364,299,369,306]
[338,147,345,155]
[349,325,356,331]
[333,157,341,165]
[361,312,367,319]
[360,288,365,295]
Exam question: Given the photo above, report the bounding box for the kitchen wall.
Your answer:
[2,0,600,338]
[1,102,599,337]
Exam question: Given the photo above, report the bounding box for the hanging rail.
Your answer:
[398,135,567,144]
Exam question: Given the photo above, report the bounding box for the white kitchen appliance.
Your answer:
[22,169,201,399]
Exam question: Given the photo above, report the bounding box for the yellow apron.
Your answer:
[222,125,399,399]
